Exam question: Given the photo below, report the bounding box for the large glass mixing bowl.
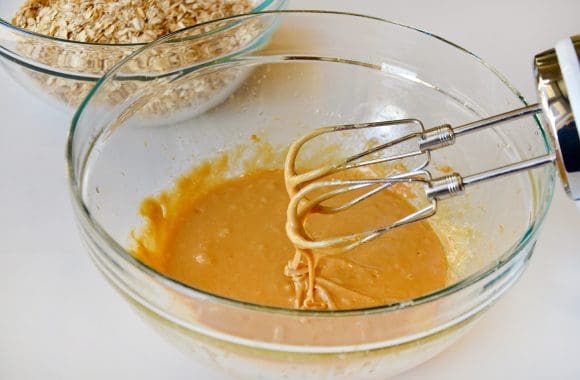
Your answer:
[0,0,285,110]
[66,11,555,379]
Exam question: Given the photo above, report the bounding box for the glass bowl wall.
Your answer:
[67,11,555,379]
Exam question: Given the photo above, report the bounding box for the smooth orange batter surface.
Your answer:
[133,160,448,310]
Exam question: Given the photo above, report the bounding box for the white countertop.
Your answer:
[1,0,579,379]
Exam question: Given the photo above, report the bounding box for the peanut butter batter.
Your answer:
[132,160,448,310]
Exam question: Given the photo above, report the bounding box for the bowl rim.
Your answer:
[0,0,281,47]
[66,10,555,317]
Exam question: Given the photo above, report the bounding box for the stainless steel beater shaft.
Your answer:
[416,103,558,199]
[425,153,556,200]
[418,103,542,151]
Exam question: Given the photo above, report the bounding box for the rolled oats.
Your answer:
[10,0,259,112]
[12,0,253,44]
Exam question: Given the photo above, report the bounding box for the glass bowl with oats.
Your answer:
[67,11,554,380]
[0,0,286,112]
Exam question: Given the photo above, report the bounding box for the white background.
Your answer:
[1,0,580,378]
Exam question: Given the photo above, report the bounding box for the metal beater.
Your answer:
[285,36,580,251]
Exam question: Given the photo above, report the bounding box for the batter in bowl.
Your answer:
[132,152,448,310]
